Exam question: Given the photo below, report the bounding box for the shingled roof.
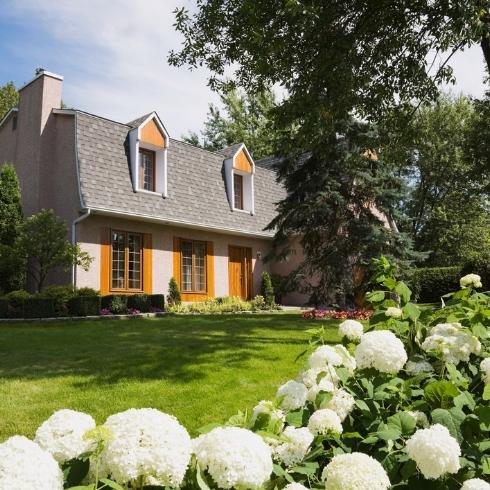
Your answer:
[74,111,286,237]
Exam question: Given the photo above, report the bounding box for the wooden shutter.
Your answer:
[206,241,214,298]
[173,237,182,286]
[143,233,152,294]
[100,227,111,295]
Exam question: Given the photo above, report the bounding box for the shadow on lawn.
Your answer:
[0,314,338,386]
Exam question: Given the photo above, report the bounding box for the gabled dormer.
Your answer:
[220,143,255,215]
[128,112,169,197]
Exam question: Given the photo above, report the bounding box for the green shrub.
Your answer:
[75,287,100,297]
[4,290,32,318]
[110,296,127,314]
[260,271,275,306]
[40,285,75,316]
[149,294,165,311]
[406,266,462,303]
[270,273,298,304]
[22,297,56,318]
[67,296,101,316]
[167,295,280,314]
[250,294,267,311]
[0,298,8,318]
[167,277,181,306]
[462,252,490,290]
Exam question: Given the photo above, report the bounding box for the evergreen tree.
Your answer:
[0,164,25,292]
[167,277,182,306]
[183,88,276,159]
[260,271,275,306]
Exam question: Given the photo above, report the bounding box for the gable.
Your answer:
[140,118,165,147]
[234,148,253,173]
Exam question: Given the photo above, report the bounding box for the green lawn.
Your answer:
[0,313,339,440]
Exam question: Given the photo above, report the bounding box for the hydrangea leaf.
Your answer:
[482,457,490,475]
[484,385,490,401]
[424,380,459,409]
[387,412,416,436]
[402,302,420,322]
[377,427,401,441]
[99,479,125,490]
[454,391,476,411]
[476,406,490,431]
[472,322,488,339]
[395,281,412,304]
[430,408,465,443]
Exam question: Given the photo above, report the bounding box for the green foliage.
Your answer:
[407,266,462,303]
[3,290,32,318]
[0,163,25,293]
[261,271,275,306]
[0,81,18,120]
[75,287,100,297]
[127,294,151,313]
[149,294,165,311]
[183,88,276,160]
[40,285,75,316]
[0,298,8,318]
[22,297,57,318]
[462,252,490,291]
[168,295,279,314]
[67,296,101,317]
[167,277,182,306]
[101,295,128,314]
[270,273,297,304]
[16,209,93,292]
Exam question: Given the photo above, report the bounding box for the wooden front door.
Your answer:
[228,246,252,300]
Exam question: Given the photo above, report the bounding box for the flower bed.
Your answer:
[303,308,373,320]
[0,263,489,489]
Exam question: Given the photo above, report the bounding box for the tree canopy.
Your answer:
[0,82,18,120]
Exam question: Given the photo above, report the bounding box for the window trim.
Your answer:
[180,239,207,293]
[139,148,156,192]
[233,173,244,210]
[110,229,144,293]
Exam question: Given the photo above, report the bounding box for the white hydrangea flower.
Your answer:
[405,359,434,375]
[321,452,390,490]
[406,411,429,428]
[461,478,490,490]
[385,306,403,318]
[251,400,285,429]
[338,319,363,341]
[307,408,342,436]
[276,380,308,411]
[99,408,191,486]
[355,330,407,374]
[193,427,272,489]
[272,426,313,467]
[319,388,355,422]
[308,345,343,368]
[0,435,64,490]
[421,323,481,365]
[283,483,309,490]
[480,357,490,384]
[298,366,339,389]
[333,345,356,374]
[307,376,335,403]
[406,424,461,479]
[34,409,96,463]
[460,273,482,289]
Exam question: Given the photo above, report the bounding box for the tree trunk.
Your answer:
[481,36,490,74]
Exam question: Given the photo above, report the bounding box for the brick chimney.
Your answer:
[15,69,63,215]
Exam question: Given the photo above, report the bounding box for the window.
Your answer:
[233,173,243,209]
[181,239,207,292]
[139,149,155,191]
[111,230,143,291]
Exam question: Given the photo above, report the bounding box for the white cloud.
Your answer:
[4,0,220,138]
[2,0,488,140]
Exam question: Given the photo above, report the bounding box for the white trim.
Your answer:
[87,206,274,239]
[136,189,164,197]
[232,207,253,215]
[0,108,18,129]
[19,70,63,91]
[71,209,91,287]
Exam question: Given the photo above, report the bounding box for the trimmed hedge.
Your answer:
[68,296,102,317]
[22,297,57,318]
[150,294,165,311]
[0,299,8,318]
[462,253,490,290]
[127,294,151,312]
[406,266,462,303]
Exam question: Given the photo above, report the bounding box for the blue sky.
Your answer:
[0,0,488,138]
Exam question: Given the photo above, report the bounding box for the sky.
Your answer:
[0,0,488,139]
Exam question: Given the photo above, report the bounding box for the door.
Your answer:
[228,246,252,300]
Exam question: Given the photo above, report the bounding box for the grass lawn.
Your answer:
[0,313,339,440]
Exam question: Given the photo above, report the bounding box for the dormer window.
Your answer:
[233,173,244,209]
[222,144,255,214]
[139,148,155,192]
[128,112,169,197]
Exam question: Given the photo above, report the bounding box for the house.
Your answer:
[0,69,309,304]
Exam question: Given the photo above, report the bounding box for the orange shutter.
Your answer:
[100,228,111,295]
[143,233,152,294]
[173,237,181,286]
[206,241,214,298]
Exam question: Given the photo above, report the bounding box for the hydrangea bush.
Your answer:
[0,256,489,489]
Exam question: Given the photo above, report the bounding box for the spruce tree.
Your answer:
[167,277,182,306]
[260,271,275,306]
